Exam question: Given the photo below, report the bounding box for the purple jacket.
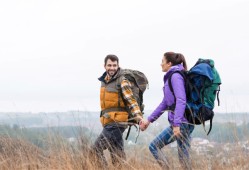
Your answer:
[147,64,188,126]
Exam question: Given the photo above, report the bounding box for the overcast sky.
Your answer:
[0,0,249,113]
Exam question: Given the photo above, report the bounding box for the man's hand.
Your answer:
[135,115,143,123]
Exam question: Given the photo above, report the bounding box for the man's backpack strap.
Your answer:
[125,125,132,140]
[125,123,140,143]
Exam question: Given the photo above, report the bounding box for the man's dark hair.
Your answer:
[104,54,119,66]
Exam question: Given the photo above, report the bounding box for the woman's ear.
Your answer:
[168,61,172,66]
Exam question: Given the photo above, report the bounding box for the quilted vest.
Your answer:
[99,69,129,126]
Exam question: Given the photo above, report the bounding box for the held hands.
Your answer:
[134,114,150,131]
[139,119,150,131]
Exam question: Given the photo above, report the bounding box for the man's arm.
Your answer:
[120,79,143,121]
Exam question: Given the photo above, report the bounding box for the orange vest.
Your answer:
[99,69,129,126]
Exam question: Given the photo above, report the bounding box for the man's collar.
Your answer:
[98,68,120,83]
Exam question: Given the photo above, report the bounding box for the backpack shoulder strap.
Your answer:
[166,71,186,110]
[168,70,186,97]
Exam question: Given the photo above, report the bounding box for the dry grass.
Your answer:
[0,136,47,169]
[0,134,249,170]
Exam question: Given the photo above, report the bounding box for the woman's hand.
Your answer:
[173,126,181,137]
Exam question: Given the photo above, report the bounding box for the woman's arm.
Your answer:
[147,86,168,123]
[171,73,186,127]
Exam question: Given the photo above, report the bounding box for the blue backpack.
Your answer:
[168,59,221,135]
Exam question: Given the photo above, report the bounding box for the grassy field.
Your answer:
[0,112,249,169]
[0,128,249,170]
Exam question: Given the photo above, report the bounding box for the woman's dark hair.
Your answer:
[164,52,187,71]
[104,54,119,66]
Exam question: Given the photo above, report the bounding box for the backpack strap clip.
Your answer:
[125,123,140,143]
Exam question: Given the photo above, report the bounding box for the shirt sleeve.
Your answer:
[121,79,142,116]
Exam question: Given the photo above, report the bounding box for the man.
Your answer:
[91,54,143,168]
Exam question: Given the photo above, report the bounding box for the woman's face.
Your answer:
[161,56,172,72]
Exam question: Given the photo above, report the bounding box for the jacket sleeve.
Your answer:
[147,85,168,123]
[171,73,186,127]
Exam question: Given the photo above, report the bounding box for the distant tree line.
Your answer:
[0,122,249,149]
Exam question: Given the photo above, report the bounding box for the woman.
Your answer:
[141,52,194,170]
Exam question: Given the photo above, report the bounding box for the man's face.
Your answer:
[104,59,119,77]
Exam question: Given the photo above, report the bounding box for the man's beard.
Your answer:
[107,69,117,77]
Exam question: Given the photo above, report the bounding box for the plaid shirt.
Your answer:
[120,79,142,116]
[105,75,142,116]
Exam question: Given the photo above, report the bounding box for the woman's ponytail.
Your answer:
[164,52,188,71]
